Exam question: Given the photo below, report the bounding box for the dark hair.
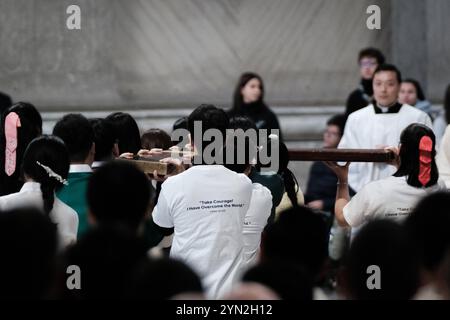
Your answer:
[444,84,450,125]
[105,112,141,154]
[188,104,229,162]
[231,72,266,115]
[0,102,42,196]
[127,258,203,299]
[89,118,116,162]
[172,116,189,146]
[141,128,172,150]
[173,116,188,131]
[87,161,151,231]
[393,123,438,188]
[373,64,402,84]
[358,48,386,65]
[261,206,329,281]
[0,91,13,114]
[53,114,94,163]
[22,135,70,215]
[278,141,299,209]
[343,220,419,300]
[242,261,312,300]
[229,116,257,131]
[402,79,426,101]
[326,114,347,136]
[60,225,148,299]
[0,207,58,299]
[405,192,450,273]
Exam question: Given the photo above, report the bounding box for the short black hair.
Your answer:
[53,114,94,162]
[373,64,402,84]
[0,207,58,299]
[105,112,141,154]
[326,114,347,136]
[89,118,116,162]
[343,220,419,300]
[0,91,13,114]
[358,47,386,65]
[405,191,450,273]
[243,261,312,300]
[87,161,151,231]
[261,206,329,281]
[60,225,148,299]
[444,84,450,124]
[127,258,203,299]
[141,128,172,150]
[188,104,229,163]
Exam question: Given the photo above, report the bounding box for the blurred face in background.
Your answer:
[323,125,342,148]
[241,78,262,104]
[399,82,418,106]
[373,71,400,107]
[359,56,379,80]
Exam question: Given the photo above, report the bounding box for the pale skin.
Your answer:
[359,57,379,80]
[373,70,401,107]
[399,82,418,106]
[325,146,400,227]
[241,78,262,104]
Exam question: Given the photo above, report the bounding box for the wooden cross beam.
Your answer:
[119,148,394,175]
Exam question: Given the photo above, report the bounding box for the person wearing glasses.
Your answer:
[345,48,386,116]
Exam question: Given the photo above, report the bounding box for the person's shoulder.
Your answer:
[252,182,272,197]
[401,104,428,117]
[347,104,373,120]
[54,197,78,216]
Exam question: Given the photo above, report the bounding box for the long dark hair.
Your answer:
[402,79,426,101]
[0,102,42,196]
[231,72,266,115]
[394,123,438,188]
[106,112,141,154]
[278,141,299,208]
[22,135,70,215]
[444,84,450,125]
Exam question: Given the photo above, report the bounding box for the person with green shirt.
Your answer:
[53,114,95,237]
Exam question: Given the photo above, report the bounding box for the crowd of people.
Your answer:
[0,48,450,300]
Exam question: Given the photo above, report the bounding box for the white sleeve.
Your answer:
[342,185,373,228]
[423,113,433,129]
[152,189,174,228]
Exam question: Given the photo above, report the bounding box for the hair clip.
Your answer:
[36,161,68,185]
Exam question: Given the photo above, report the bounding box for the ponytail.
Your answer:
[40,182,55,216]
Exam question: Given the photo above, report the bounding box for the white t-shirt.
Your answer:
[343,176,445,228]
[0,182,79,247]
[242,183,272,270]
[339,104,432,192]
[437,124,450,188]
[152,165,253,299]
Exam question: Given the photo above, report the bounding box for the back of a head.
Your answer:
[243,261,312,300]
[394,123,438,188]
[0,102,42,195]
[0,207,58,299]
[261,206,329,280]
[343,220,419,300]
[358,47,385,65]
[105,112,141,154]
[22,135,70,215]
[87,161,151,231]
[127,258,203,299]
[141,128,172,150]
[89,118,116,162]
[61,224,147,299]
[405,191,450,274]
[0,91,13,114]
[53,114,94,163]
[188,104,229,160]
